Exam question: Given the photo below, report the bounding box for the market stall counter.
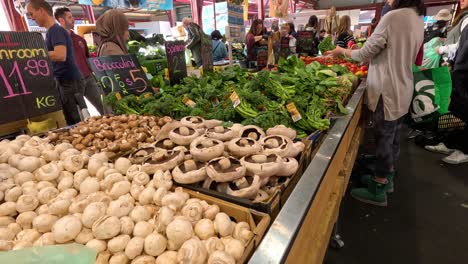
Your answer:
[248,80,366,264]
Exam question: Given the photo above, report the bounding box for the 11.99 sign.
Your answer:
[0,32,62,125]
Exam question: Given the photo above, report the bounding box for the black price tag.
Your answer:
[165,41,188,85]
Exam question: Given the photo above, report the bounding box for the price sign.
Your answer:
[88,55,152,96]
[165,41,187,85]
[296,31,315,55]
[0,32,62,125]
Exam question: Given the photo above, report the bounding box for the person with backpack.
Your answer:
[211,30,228,62]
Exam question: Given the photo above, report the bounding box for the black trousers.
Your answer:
[56,79,86,125]
[373,98,403,177]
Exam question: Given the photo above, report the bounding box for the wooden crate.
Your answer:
[178,131,321,218]
[279,131,325,208]
[186,189,271,263]
[179,182,282,218]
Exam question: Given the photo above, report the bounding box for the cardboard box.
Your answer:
[186,189,271,263]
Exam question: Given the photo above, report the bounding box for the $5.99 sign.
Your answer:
[88,55,152,96]
[0,32,61,125]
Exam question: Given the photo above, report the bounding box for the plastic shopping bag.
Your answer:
[411,66,452,123]
[0,244,97,264]
[421,37,443,69]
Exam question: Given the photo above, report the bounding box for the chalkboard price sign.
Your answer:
[165,41,187,85]
[0,32,61,125]
[296,31,315,55]
[88,54,152,96]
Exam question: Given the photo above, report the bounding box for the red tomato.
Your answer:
[360,66,368,71]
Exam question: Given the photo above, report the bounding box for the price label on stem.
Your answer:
[230,91,241,108]
[182,95,196,108]
[286,102,302,122]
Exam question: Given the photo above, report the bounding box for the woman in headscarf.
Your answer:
[96,10,129,56]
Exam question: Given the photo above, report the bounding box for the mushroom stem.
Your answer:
[163,140,174,149]
[251,155,267,163]
[218,158,231,170]
[179,127,190,136]
[184,160,197,171]
[238,139,249,147]
[265,139,280,148]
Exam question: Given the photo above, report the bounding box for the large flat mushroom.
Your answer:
[240,154,282,178]
[154,138,177,150]
[266,125,297,140]
[141,149,185,174]
[180,116,206,129]
[277,157,299,177]
[172,160,207,184]
[190,137,224,162]
[206,157,246,183]
[129,146,158,164]
[168,126,200,146]
[226,175,261,199]
[206,126,237,142]
[227,138,262,158]
[239,125,266,141]
[260,135,305,158]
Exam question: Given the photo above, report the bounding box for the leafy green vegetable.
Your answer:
[318,36,336,54]
[104,56,356,134]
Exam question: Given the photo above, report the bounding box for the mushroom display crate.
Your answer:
[181,189,271,264]
[176,131,322,218]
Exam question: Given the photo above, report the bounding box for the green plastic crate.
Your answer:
[141,59,167,75]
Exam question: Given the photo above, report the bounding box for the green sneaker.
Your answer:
[360,172,395,193]
[351,179,388,206]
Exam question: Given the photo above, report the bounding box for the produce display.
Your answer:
[105,56,358,138]
[300,56,368,77]
[318,36,336,54]
[127,117,304,202]
[47,115,173,158]
[0,135,255,263]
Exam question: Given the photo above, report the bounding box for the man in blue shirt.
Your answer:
[26,0,88,125]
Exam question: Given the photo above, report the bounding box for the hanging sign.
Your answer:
[165,41,188,85]
[270,0,289,18]
[296,31,315,55]
[0,32,61,125]
[88,54,153,96]
[78,0,142,8]
[146,0,173,10]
